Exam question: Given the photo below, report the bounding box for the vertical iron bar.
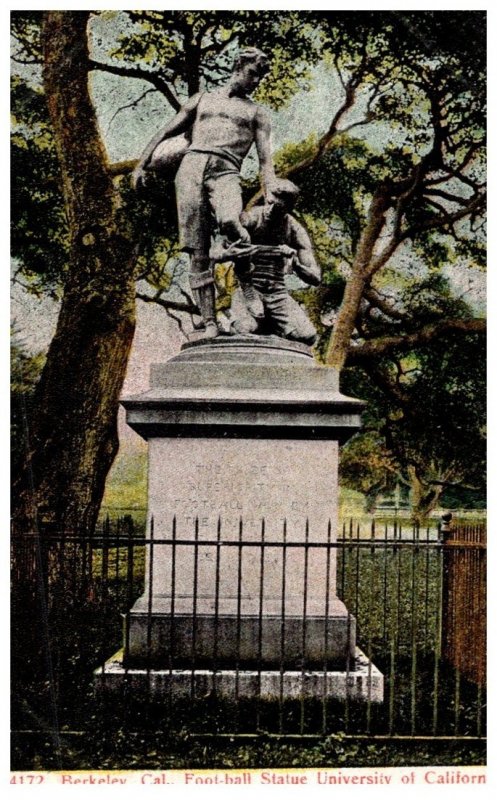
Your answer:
[355,521,360,619]
[454,668,461,735]
[235,518,243,729]
[122,516,135,730]
[98,517,110,695]
[476,683,483,738]
[279,519,287,735]
[168,516,177,719]
[382,519,388,641]
[366,519,375,734]
[146,516,154,680]
[299,519,310,735]
[388,531,401,735]
[115,516,121,598]
[102,515,110,606]
[321,519,332,736]
[424,523,430,648]
[344,521,353,733]
[212,517,222,697]
[256,518,265,731]
[191,517,199,701]
[340,520,346,602]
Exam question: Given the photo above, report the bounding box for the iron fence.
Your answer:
[11,517,486,753]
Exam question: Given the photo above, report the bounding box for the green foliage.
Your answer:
[11,10,43,64]
[11,330,45,395]
[11,331,45,482]
[109,10,322,106]
[11,77,69,295]
[339,432,399,509]
[397,333,485,485]
[297,139,380,246]
[340,326,485,517]
[101,440,148,512]
[334,268,485,518]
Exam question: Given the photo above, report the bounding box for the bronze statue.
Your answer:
[133,48,277,338]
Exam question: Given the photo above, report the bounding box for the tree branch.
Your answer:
[105,88,157,136]
[281,52,376,184]
[136,291,199,316]
[201,29,238,56]
[424,188,473,205]
[89,59,181,111]
[11,53,42,65]
[363,286,406,321]
[362,362,410,407]
[347,318,486,364]
[402,191,485,240]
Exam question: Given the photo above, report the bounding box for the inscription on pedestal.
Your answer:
[145,437,338,609]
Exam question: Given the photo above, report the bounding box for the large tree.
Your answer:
[11,10,486,531]
[12,12,138,532]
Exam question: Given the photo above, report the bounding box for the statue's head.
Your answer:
[232,48,270,93]
[267,179,300,216]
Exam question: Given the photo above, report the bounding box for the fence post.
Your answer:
[440,513,487,688]
[440,512,453,542]
[440,512,453,669]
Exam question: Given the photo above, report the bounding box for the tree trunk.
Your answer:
[325,189,389,372]
[325,270,367,371]
[12,11,137,534]
[408,466,443,525]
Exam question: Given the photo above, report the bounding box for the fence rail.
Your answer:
[11,517,486,749]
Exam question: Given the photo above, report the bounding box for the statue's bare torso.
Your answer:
[190,89,260,162]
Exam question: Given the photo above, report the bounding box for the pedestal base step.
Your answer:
[126,600,356,669]
[95,647,383,703]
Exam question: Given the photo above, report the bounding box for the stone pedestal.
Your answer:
[105,336,381,700]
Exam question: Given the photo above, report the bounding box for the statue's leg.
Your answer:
[229,284,262,334]
[235,258,264,319]
[208,169,263,321]
[282,296,317,345]
[189,253,218,339]
[209,172,250,244]
[264,287,317,345]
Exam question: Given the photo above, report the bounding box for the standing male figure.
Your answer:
[133,48,277,338]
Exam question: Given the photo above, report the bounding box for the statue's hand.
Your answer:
[131,165,146,192]
[281,246,297,274]
[238,228,251,246]
[131,162,148,193]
